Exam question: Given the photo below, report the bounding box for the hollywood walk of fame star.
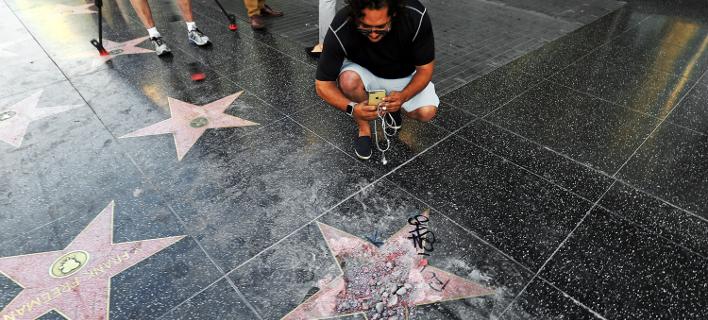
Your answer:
[283,210,497,320]
[0,41,19,57]
[65,37,154,69]
[120,91,259,160]
[35,4,96,21]
[0,90,81,148]
[0,201,185,320]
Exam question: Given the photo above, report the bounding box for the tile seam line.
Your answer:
[594,201,708,260]
[474,117,616,182]
[440,12,652,107]
[498,180,616,320]
[8,17,266,317]
[610,178,708,225]
[546,78,708,138]
[609,51,708,179]
[222,120,476,279]
[0,79,68,102]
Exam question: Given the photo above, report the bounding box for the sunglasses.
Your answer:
[357,27,391,35]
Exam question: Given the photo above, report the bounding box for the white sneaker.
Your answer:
[150,37,171,55]
[188,28,209,46]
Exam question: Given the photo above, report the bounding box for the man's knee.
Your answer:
[338,71,364,97]
[414,106,437,122]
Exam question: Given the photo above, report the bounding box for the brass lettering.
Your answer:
[83,269,95,280]
[41,292,52,303]
[112,254,123,264]
[72,277,80,288]
[51,287,61,298]
[91,266,104,275]
[102,261,111,269]
[14,304,26,316]
[3,311,16,320]
[61,282,71,292]
[26,297,41,311]
[132,246,143,254]
[121,251,130,260]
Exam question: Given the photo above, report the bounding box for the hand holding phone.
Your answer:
[367,90,387,106]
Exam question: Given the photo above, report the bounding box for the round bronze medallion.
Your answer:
[49,250,90,278]
[189,117,210,128]
[0,111,17,122]
[109,49,124,55]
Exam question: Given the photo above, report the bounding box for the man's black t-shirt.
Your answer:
[316,0,434,81]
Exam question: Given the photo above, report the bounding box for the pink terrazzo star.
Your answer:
[45,4,96,20]
[120,91,258,160]
[66,37,154,69]
[0,90,81,148]
[0,201,185,320]
[283,210,497,320]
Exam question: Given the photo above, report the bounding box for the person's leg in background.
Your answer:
[246,0,282,29]
[306,0,336,57]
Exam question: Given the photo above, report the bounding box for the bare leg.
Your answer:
[338,71,371,137]
[402,105,436,123]
[129,0,155,29]
[175,0,194,22]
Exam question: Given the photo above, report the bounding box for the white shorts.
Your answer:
[340,61,439,112]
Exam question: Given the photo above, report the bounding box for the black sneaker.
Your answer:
[385,110,402,130]
[354,136,372,160]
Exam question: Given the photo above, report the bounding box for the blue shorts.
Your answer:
[340,61,439,112]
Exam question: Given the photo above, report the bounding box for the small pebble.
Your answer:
[404,283,412,289]
[396,287,407,295]
[387,295,398,307]
[390,316,399,320]
[383,292,389,298]
[341,302,349,309]
[376,302,384,313]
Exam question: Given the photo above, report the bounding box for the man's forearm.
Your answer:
[400,60,434,102]
[316,80,354,111]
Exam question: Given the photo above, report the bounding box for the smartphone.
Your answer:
[367,90,387,106]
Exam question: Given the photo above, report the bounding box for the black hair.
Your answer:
[345,0,407,23]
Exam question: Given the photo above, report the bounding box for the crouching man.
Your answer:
[315,0,438,159]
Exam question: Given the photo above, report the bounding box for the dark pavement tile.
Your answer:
[147,117,379,272]
[615,120,708,215]
[539,207,708,320]
[549,51,696,119]
[228,55,320,116]
[483,81,659,175]
[598,182,708,258]
[387,135,594,271]
[500,278,601,320]
[666,77,708,135]
[108,237,225,319]
[154,279,259,320]
[440,65,544,117]
[456,119,615,202]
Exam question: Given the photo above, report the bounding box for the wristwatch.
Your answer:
[346,102,356,118]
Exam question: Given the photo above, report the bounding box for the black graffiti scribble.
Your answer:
[408,214,435,255]
[419,265,450,292]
